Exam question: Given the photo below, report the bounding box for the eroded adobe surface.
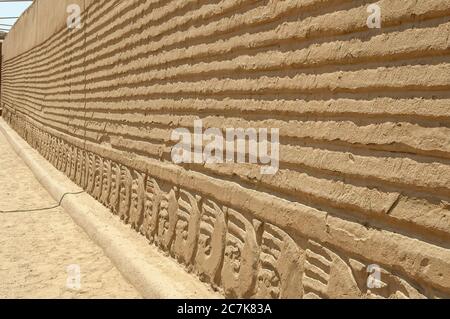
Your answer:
[1,0,450,298]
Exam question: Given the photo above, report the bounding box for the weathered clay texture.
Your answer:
[1,0,450,298]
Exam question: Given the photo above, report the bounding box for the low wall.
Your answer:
[1,0,450,298]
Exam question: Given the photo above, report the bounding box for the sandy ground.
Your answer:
[0,133,140,298]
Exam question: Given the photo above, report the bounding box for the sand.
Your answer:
[0,133,140,299]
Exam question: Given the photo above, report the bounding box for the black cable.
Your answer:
[0,190,85,214]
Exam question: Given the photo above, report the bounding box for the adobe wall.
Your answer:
[1,0,450,298]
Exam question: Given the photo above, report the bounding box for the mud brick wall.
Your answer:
[1,0,450,298]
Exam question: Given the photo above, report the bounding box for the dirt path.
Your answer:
[0,133,140,298]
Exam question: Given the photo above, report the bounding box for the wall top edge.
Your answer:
[3,0,88,60]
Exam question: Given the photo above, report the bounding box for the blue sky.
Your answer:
[0,1,33,32]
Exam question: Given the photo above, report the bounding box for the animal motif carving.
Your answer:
[140,178,163,242]
[221,208,259,298]
[173,189,201,266]
[195,200,226,286]
[129,170,146,231]
[56,141,65,171]
[109,162,121,215]
[48,137,56,164]
[256,223,304,298]
[303,240,360,299]
[86,152,95,194]
[75,150,85,187]
[65,146,72,177]
[71,146,76,180]
[92,155,103,200]
[60,142,68,172]
[99,159,112,207]
[157,186,178,252]
[118,166,132,222]
[69,146,77,181]
[41,134,50,159]
[51,139,57,167]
